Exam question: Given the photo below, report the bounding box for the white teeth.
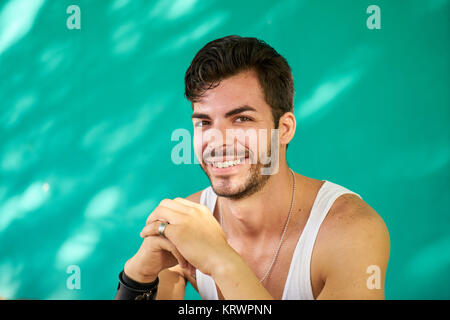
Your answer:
[212,158,243,168]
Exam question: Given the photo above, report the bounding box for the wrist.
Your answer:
[115,270,159,300]
[124,257,158,283]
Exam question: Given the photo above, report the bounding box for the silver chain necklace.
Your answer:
[219,168,296,283]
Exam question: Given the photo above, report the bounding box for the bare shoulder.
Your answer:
[314,193,390,283]
[323,193,390,240]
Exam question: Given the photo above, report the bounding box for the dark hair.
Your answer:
[184,35,294,129]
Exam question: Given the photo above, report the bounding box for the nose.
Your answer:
[203,119,234,148]
[201,122,235,160]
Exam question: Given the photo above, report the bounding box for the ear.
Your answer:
[278,112,296,146]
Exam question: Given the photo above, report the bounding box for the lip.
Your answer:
[206,157,248,175]
[205,156,246,163]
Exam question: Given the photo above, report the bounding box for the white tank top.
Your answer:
[195,179,362,300]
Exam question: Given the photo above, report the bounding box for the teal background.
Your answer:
[0,0,448,300]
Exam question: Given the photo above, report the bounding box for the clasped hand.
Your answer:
[140,198,234,277]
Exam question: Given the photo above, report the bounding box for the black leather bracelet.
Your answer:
[114,270,159,300]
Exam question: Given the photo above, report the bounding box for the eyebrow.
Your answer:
[191,105,257,120]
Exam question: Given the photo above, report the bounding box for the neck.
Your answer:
[217,162,297,242]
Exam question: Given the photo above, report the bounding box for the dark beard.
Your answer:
[218,162,272,200]
[201,147,276,201]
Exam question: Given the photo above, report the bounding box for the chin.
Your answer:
[209,166,271,200]
[208,169,242,190]
[211,179,246,197]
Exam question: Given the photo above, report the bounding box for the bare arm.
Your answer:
[211,252,274,300]
[155,265,186,299]
[316,196,390,299]
[155,263,200,299]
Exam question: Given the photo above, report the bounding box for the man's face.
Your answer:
[192,70,278,200]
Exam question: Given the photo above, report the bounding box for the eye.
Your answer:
[235,116,252,123]
[194,120,210,128]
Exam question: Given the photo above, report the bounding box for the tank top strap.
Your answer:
[282,180,362,299]
[200,186,218,214]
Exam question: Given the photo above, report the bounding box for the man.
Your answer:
[115,35,390,300]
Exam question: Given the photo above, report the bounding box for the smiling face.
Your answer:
[192,70,280,200]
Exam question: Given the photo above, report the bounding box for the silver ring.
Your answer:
[158,222,167,237]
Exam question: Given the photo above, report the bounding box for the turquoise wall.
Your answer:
[0,0,448,299]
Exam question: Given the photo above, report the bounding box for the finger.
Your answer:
[156,236,188,269]
[159,198,195,213]
[173,197,199,208]
[173,197,210,214]
[141,220,170,238]
[145,218,168,227]
[161,198,210,218]
[146,204,185,225]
